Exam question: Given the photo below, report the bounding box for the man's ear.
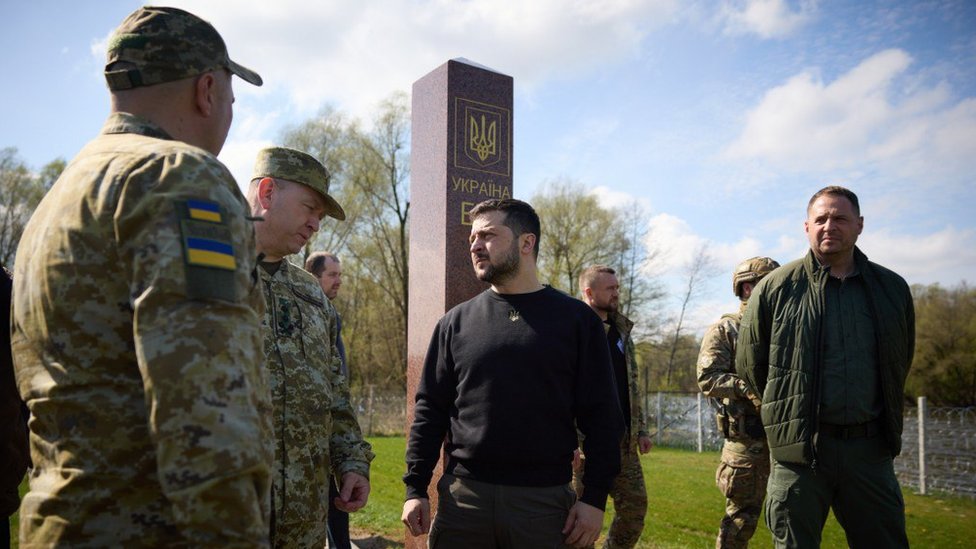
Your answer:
[520,233,536,256]
[194,72,217,117]
[257,177,276,209]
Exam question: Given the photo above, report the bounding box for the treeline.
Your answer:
[3,100,973,406]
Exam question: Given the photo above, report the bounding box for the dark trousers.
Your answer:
[327,476,350,549]
[765,433,908,549]
[429,474,577,548]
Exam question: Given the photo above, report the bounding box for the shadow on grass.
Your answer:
[351,532,403,549]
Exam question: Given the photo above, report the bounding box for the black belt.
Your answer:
[819,419,883,440]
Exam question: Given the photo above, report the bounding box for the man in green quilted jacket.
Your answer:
[738,186,914,549]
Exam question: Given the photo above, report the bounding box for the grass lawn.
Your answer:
[11,436,976,548]
[351,437,976,548]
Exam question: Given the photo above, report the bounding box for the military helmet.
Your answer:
[733,256,780,299]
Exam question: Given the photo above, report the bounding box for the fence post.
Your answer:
[697,392,704,453]
[367,384,375,437]
[918,396,927,495]
[656,392,663,446]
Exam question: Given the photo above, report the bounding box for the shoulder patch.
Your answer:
[177,199,238,302]
[185,198,224,223]
[181,220,236,271]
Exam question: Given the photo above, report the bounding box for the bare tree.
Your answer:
[614,202,666,332]
[533,179,628,296]
[279,93,410,394]
[664,243,716,386]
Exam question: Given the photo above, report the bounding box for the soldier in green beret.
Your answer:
[11,6,273,546]
[248,146,374,548]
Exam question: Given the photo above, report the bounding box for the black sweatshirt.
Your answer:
[404,286,624,509]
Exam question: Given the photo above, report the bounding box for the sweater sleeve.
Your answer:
[575,310,624,509]
[403,321,454,500]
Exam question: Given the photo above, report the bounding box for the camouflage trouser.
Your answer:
[573,443,647,549]
[714,437,769,549]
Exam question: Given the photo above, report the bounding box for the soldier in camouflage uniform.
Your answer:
[10,7,274,546]
[697,257,780,549]
[248,147,374,548]
[575,265,652,548]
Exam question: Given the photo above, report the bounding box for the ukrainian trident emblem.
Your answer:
[454,97,510,175]
[468,114,497,163]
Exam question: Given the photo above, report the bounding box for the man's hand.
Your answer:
[401,498,431,537]
[562,501,603,548]
[334,472,370,512]
[637,434,653,454]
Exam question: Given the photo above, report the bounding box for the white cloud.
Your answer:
[721,0,816,39]
[724,49,976,186]
[166,0,678,122]
[860,227,976,287]
[589,185,652,212]
[646,213,708,272]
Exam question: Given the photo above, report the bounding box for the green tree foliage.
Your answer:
[281,93,410,394]
[906,282,976,406]
[638,333,701,392]
[532,178,629,297]
[0,148,63,265]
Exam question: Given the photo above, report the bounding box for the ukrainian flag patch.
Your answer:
[185,237,236,270]
[186,199,222,223]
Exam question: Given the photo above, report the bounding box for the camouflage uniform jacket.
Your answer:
[608,311,649,447]
[697,304,766,462]
[258,259,373,548]
[11,112,274,547]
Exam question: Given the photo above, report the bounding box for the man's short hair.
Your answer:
[469,199,541,257]
[807,186,860,216]
[305,251,340,278]
[579,264,616,295]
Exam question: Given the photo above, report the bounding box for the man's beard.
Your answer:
[596,299,617,316]
[475,242,520,285]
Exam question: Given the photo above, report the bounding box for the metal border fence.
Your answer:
[355,392,976,499]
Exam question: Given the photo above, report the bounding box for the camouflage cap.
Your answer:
[105,6,262,91]
[252,147,346,221]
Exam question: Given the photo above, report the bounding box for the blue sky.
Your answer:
[2,0,974,331]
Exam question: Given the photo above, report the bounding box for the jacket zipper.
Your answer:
[810,265,827,471]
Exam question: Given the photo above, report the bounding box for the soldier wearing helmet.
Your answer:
[697,256,779,549]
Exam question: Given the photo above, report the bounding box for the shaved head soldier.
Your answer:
[576,264,653,548]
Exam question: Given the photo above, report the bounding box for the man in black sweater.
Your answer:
[402,199,625,548]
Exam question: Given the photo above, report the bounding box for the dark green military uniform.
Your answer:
[12,113,273,546]
[574,310,649,549]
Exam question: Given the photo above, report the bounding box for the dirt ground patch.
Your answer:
[350,528,403,549]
